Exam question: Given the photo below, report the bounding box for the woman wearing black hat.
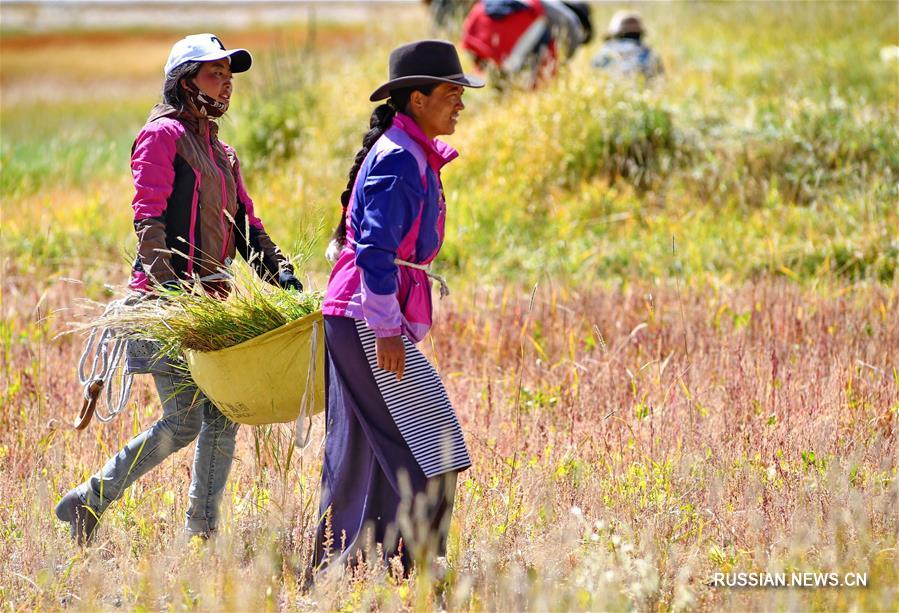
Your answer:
[317,40,483,573]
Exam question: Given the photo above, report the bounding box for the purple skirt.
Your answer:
[314,316,470,572]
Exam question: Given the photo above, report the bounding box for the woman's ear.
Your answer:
[410,90,425,111]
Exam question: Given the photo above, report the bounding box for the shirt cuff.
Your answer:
[371,326,403,338]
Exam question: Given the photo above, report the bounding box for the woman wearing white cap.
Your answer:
[54,34,302,543]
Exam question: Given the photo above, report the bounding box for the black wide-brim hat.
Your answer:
[369,39,485,102]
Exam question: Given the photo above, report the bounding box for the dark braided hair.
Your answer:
[162,61,203,113]
[329,83,437,253]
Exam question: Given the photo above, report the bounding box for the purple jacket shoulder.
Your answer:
[323,113,456,343]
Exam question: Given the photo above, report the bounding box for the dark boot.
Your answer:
[54,490,99,545]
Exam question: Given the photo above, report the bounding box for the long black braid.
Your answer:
[328,84,437,256]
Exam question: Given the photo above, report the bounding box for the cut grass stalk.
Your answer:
[81,266,323,360]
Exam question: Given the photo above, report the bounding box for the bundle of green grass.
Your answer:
[94,274,323,360]
[81,271,327,426]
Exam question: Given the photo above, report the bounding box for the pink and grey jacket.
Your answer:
[322,113,457,343]
[129,103,291,292]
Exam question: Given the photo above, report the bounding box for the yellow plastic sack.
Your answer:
[184,310,325,426]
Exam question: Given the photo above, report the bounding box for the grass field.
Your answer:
[1,1,898,610]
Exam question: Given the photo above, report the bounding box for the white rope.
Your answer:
[76,272,234,428]
[394,258,450,299]
[76,298,137,423]
[293,319,319,449]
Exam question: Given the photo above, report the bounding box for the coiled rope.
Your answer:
[75,297,142,429]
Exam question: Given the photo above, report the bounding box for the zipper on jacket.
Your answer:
[205,134,231,262]
[187,169,201,275]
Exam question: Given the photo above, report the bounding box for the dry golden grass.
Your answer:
[2,276,897,610]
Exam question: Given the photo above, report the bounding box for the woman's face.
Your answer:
[410,83,465,139]
[191,59,233,103]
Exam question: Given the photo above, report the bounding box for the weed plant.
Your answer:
[229,36,319,171]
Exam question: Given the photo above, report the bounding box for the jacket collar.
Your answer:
[148,103,217,138]
[392,112,458,172]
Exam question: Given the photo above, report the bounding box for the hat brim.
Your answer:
[193,48,253,73]
[604,30,644,40]
[369,73,485,102]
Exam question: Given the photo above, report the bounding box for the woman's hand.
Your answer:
[376,335,405,380]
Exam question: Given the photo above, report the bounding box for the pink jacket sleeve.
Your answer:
[130,120,181,285]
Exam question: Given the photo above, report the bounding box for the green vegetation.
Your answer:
[1,99,143,200]
[3,2,896,289]
[230,40,320,171]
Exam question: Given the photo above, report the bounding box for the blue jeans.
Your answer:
[75,355,239,535]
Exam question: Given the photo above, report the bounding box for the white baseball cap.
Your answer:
[164,33,252,76]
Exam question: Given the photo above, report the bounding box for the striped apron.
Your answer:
[314,315,467,570]
[353,318,471,477]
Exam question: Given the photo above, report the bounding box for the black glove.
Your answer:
[150,279,183,304]
[156,279,184,297]
[160,279,183,291]
[278,270,303,292]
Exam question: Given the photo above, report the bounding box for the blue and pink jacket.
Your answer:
[322,113,457,343]
[129,104,291,293]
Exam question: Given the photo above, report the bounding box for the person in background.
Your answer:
[593,10,664,80]
[316,40,483,574]
[545,1,592,60]
[54,34,302,545]
[461,0,590,88]
[423,0,476,31]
